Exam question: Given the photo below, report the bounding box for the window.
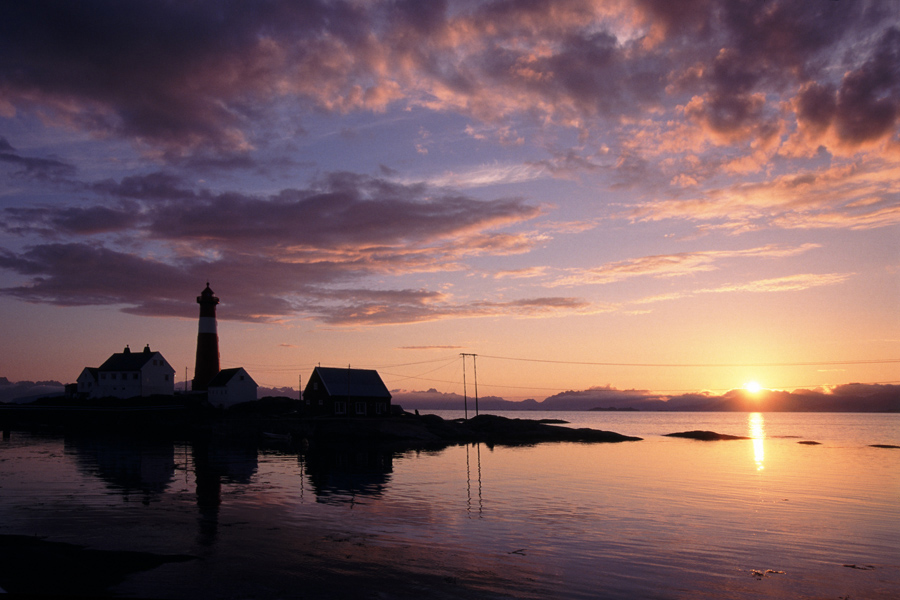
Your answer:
[240,375,244,381]
[334,401,346,415]
[100,374,106,380]
[355,402,366,415]
[375,403,385,415]
[133,373,139,380]
[111,373,117,380]
[164,374,169,381]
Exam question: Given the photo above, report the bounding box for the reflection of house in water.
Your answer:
[65,435,176,503]
[302,446,394,504]
[64,433,258,547]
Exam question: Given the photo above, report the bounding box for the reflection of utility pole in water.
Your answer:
[465,442,483,517]
[460,353,479,418]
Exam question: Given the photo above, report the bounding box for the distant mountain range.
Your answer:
[390,383,900,412]
[3,377,898,412]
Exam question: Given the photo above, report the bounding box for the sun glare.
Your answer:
[744,381,762,394]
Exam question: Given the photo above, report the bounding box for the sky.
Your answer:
[1,0,899,402]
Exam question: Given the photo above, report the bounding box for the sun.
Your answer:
[743,381,762,394]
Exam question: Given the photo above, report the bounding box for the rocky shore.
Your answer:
[0,399,642,447]
[218,412,644,446]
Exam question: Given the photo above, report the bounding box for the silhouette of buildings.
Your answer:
[207,367,258,408]
[76,345,175,399]
[303,366,391,417]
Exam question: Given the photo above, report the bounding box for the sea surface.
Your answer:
[1,412,898,599]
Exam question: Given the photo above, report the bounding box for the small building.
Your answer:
[303,366,391,417]
[76,367,100,397]
[207,367,258,409]
[78,345,175,399]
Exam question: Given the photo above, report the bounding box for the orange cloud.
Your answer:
[548,243,820,287]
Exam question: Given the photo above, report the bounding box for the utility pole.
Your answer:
[473,354,479,416]
[460,353,479,417]
[462,355,468,419]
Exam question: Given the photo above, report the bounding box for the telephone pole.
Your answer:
[460,353,479,417]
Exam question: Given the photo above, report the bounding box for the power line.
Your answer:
[477,354,900,368]
[377,366,900,396]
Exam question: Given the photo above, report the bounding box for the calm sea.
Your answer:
[1,412,898,599]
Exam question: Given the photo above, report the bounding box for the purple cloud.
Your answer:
[0,137,75,180]
[0,172,562,324]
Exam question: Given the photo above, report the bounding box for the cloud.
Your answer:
[424,162,547,188]
[789,26,900,153]
[702,272,853,294]
[0,172,555,323]
[633,272,852,305]
[311,292,596,326]
[399,345,464,351]
[631,161,900,231]
[3,0,891,167]
[5,171,542,253]
[549,243,820,287]
[493,266,550,280]
[0,137,75,181]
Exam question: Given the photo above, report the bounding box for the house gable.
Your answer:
[302,367,391,417]
[207,367,258,409]
[84,345,175,399]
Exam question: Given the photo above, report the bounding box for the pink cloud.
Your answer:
[548,243,820,287]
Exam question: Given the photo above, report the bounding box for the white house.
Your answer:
[76,367,100,397]
[78,345,175,399]
[207,367,258,408]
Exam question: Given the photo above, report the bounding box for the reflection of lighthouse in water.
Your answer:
[192,283,220,391]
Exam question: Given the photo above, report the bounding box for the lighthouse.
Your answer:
[192,282,220,391]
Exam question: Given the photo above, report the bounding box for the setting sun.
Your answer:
[744,381,763,394]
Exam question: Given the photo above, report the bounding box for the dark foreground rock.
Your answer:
[0,535,194,595]
[664,430,749,441]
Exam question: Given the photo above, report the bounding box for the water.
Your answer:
[1,412,898,598]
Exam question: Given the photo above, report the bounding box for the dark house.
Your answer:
[303,367,391,417]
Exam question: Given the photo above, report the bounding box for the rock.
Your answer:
[664,430,749,441]
[0,535,194,595]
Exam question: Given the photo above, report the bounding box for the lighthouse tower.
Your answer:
[192,282,220,391]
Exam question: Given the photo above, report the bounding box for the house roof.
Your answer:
[208,367,257,388]
[312,367,391,399]
[98,346,170,372]
[78,367,99,382]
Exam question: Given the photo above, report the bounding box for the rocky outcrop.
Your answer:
[664,430,749,441]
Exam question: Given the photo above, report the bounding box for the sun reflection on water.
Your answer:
[749,412,765,471]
